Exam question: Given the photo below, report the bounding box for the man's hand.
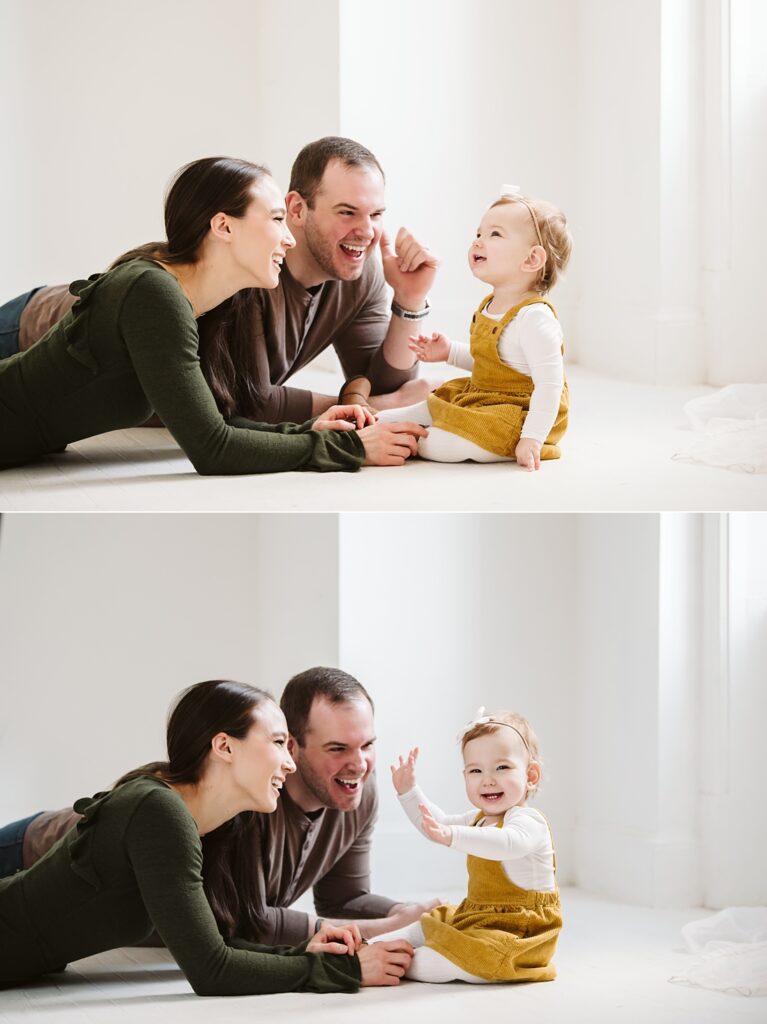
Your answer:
[408,332,450,364]
[370,378,432,411]
[515,437,542,472]
[419,803,452,846]
[384,897,443,933]
[312,404,377,432]
[358,940,413,986]
[357,422,427,466]
[380,229,438,310]
[390,747,419,795]
[306,922,363,957]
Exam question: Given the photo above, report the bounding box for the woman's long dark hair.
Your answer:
[199,812,265,941]
[110,156,270,270]
[115,678,273,787]
[196,291,266,421]
[110,157,271,421]
[115,679,274,941]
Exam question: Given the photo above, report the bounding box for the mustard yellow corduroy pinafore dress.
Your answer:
[426,296,569,459]
[420,814,562,983]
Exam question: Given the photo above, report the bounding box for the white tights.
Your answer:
[374,921,491,984]
[376,401,513,464]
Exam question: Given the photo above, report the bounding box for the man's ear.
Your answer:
[210,732,233,763]
[522,245,547,274]
[527,761,541,789]
[285,191,307,228]
[209,212,232,241]
[287,734,298,758]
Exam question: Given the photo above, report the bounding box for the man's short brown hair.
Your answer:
[280,666,374,746]
[288,136,385,208]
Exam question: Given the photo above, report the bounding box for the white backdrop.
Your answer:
[1,512,764,910]
[1,0,763,384]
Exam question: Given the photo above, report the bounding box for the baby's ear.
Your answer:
[527,761,542,789]
[522,245,547,273]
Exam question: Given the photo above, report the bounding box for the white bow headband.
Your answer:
[459,706,531,753]
[498,183,544,248]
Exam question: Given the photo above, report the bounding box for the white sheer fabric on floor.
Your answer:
[669,907,767,997]
[673,385,767,473]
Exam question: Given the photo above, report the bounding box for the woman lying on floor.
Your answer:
[0,157,424,475]
[0,680,412,995]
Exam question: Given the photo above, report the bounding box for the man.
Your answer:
[1,667,435,947]
[0,137,436,423]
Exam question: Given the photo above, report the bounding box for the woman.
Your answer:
[0,158,419,473]
[0,679,412,994]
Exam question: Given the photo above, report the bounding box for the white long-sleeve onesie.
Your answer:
[374,786,555,983]
[398,785,555,891]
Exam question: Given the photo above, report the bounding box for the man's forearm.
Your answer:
[309,900,437,941]
[380,309,424,372]
[310,392,340,416]
[308,909,402,941]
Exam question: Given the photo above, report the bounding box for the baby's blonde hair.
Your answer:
[461,710,543,797]
[491,196,572,294]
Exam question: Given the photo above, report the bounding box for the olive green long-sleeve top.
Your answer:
[0,259,365,475]
[0,777,361,996]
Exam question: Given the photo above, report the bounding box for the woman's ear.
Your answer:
[209,212,232,241]
[210,732,234,763]
[522,245,547,274]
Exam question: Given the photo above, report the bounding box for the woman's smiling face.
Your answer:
[228,175,295,288]
[228,699,296,812]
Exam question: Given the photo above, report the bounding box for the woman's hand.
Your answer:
[358,940,414,986]
[390,747,419,794]
[313,404,377,432]
[306,922,364,957]
[408,331,450,363]
[357,422,427,466]
[419,803,452,846]
[515,437,542,472]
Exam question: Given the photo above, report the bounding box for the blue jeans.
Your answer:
[0,812,43,876]
[0,287,44,358]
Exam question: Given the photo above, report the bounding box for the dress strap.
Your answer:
[475,294,558,330]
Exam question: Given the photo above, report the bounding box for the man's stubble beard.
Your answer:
[294,755,364,812]
[303,213,367,283]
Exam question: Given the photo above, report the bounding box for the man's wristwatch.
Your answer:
[391,298,430,321]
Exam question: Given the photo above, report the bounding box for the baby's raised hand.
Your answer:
[515,437,542,472]
[419,803,452,846]
[390,747,419,795]
[408,332,450,363]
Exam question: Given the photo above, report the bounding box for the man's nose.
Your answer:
[353,215,375,238]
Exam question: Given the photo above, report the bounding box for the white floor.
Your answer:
[0,889,761,1024]
[1,366,766,511]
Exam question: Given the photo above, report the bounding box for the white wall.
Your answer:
[0,0,270,293]
[1,512,765,907]
[703,0,767,384]
[338,513,579,897]
[0,513,262,815]
[3,0,762,383]
[338,0,579,344]
[700,513,767,906]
